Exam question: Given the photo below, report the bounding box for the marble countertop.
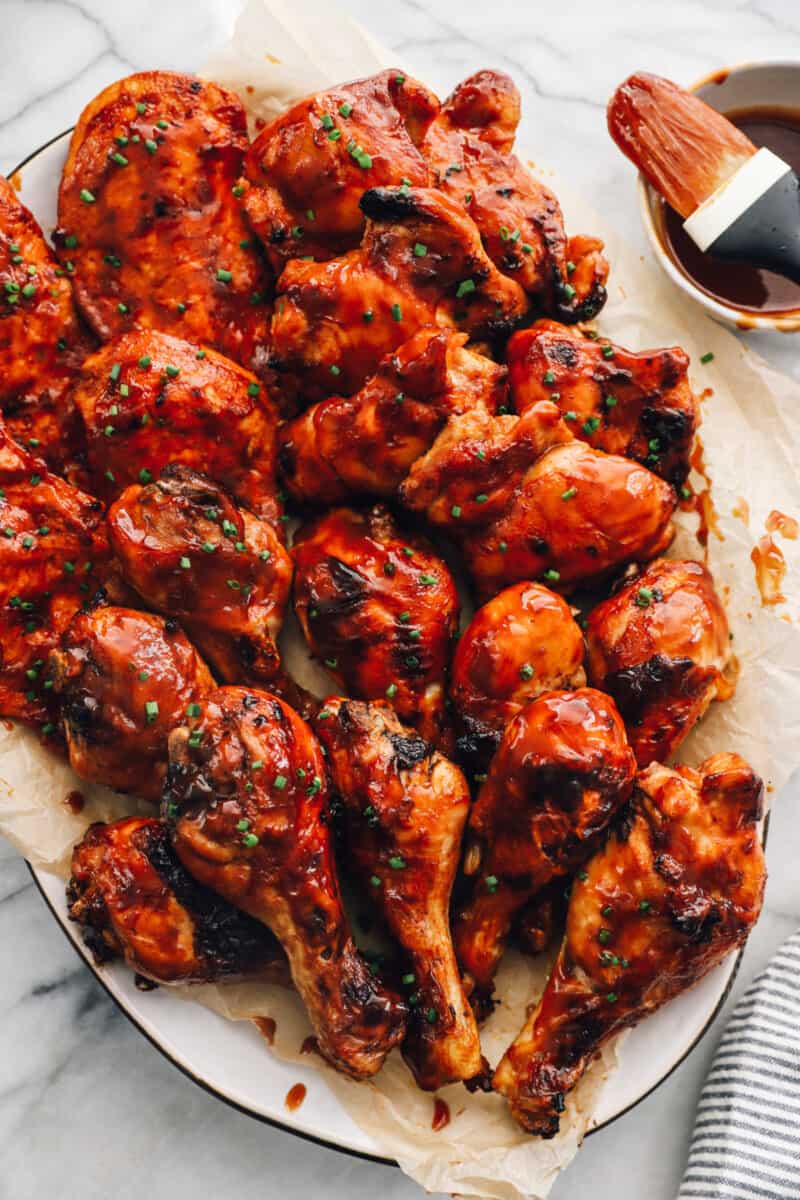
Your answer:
[1,2,799,1198]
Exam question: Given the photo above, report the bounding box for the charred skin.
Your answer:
[0,419,112,734]
[163,686,406,1079]
[49,606,214,800]
[421,71,608,321]
[270,185,528,403]
[507,320,698,486]
[0,176,93,483]
[494,754,766,1136]
[243,69,437,269]
[68,817,286,984]
[279,328,506,507]
[107,466,302,705]
[400,403,676,601]
[292,505,459,750]
[56,71,272,378]
[453,688,636,1016]
[71,329,282,526]
[450,582,586,772]
[586,559,733,766]
[315,698,483,1090]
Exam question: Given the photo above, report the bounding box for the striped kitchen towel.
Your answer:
[678,928,800,1200]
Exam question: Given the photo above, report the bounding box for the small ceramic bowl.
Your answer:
[637,59,800,332]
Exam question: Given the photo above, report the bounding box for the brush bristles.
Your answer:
[608,72,756,218]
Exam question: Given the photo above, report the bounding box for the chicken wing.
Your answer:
[68,817,286,985]
[0,419,111,736]
[107,466,294,698]
[279,328,506,506]
[71,329,281,524]
[270,185,527,402]
[243,69,437,269]
[453,688,636,1015]
[421,72,608,321]
[586,559,733,766]
[292,505,459,748]
[0,176,92,482]
[164,686,406,1079]
[400,402,676,601]
[56,71,272,377]
[450,582,586,770]
[494,753,765,1136]
[315,698,482,1089]
[507,320,698,486]
[49,605,214,800]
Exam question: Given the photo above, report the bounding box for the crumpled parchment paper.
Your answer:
[1,1,798,1196]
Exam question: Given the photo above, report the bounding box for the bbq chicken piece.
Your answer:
[315,698,483,1090]
[507,321,698,486]
[0,176,92,482]
[243,69,437,270]
[56,72,272,378]
[72,330,281,524]
[450,582,586,770]
[586,559,733,766]
[279,329,506,506]
[108,466,294,698]
[270,185,528,402]
[453,688,636,1015]
[50,606,214,800]
[494,753,766,1136]
[421,71,608,322]
[164,686,407,1079]
[292,505,459,749]
[0,419,111,735]
[400,402,676,601]
[68,817,286,985]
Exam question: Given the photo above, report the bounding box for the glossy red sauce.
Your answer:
[285,1082,307,1111]
[661,107,800,313]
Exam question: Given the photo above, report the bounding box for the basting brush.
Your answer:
[607,71,800,284]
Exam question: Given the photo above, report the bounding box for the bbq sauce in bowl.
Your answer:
[660,107,800,313]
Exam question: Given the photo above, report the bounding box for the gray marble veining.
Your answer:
[1,2,799,1198]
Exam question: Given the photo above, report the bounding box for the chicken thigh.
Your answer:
[507,320,698,486]
[243,69,437,269]
[421,72,608,321]
[586,558,733,765]
[270,185,527,402]
[107,466,294,697]
[68,816,285,984]
[279,329,506,506]
[453,688,636,1015]
[315,698,482,1089]
[0,176,92,482]
[292,505,459,748]
[164,686,406,1078]
[71,329,282,524]
[494,753,765,1135]
[0,419,111,736]
[56,71,272,378]
[400,403,676,600]
[49,605,214,800]
[450,582,586,770]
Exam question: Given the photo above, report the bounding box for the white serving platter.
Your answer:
[14,129,746,1164]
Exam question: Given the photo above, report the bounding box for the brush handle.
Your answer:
[708,171,800,286]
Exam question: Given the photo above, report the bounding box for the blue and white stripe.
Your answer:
[678,929,800,1200]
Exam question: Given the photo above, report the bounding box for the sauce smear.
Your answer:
[255,1017,276,1046]
[661,107,800,313]
[285,1083,307,1111]
[64,790,85,814]
[751,535,787,606]
[432,1097,451,1131]
[766,509,799,540]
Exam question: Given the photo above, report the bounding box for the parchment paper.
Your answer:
[1,2,798,1196]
